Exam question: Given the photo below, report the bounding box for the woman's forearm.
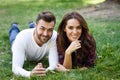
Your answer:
[63,52,72,69]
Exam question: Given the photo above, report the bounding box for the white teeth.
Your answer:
[72,36,77,38]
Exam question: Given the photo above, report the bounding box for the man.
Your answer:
[9,11,58,78]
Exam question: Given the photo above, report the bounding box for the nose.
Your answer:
[43,30,48,36]
[73,29,77,34]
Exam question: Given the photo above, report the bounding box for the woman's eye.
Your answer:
[77,26,82,29]
[68,26,73,30]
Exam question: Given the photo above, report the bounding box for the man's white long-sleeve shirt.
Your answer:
[12,28,58,78]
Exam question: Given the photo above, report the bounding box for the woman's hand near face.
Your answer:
[66,40,81,55]
[63,40,81,69]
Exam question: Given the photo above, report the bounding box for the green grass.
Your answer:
[0,0,120,80]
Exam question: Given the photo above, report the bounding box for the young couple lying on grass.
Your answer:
[9,10,96,78]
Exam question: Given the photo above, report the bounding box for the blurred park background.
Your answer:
[0,0,120,80]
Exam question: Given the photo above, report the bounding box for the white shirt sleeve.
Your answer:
[12,33,31,78]
[46,43,58,71]
[46,43,58,70]
[46,31,58,71]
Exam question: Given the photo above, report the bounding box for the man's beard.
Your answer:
[36,30,50,44]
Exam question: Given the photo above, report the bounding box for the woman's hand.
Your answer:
[30,63,46,77]
[66,40,81,55]
[56,63,69,72]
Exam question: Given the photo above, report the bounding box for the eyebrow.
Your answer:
[41,26,54,30]
[67,25,81,27]
[77,25,82,27]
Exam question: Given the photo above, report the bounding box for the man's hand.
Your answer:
[30,63,46,77]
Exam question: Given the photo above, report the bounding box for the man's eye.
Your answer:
[48,29,53,32]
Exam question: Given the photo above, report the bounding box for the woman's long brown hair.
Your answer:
[57,11,96,67]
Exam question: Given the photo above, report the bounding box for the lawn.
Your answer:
[0,0,120,80]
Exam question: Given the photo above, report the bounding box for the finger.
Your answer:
[56,66,58,69]
[38,74,46,76]
[32,71,46,74]
[75,41,81,48]
[38,63,43,68]
[77,45,81,48]
[74,41,80,46]
[57,63,61,67]
[33,67,46,71]
[77,41,81,45]
[34,63,42,69]
[78,40,81,43]
[34,67,46,71]
[55,67,61,71]
[32,69,46,74]
[36,73,46,76]
[32,72,46,76]
[75,45,81,50]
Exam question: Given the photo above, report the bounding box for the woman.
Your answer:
[56,11,97,71]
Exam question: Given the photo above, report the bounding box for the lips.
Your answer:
[41,36,49,42]
[71,36,79,40]
[43,37,48,41]
[71,35,78,38]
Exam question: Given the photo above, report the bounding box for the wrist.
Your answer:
[65,50,71,55]
[65,49,73,55]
